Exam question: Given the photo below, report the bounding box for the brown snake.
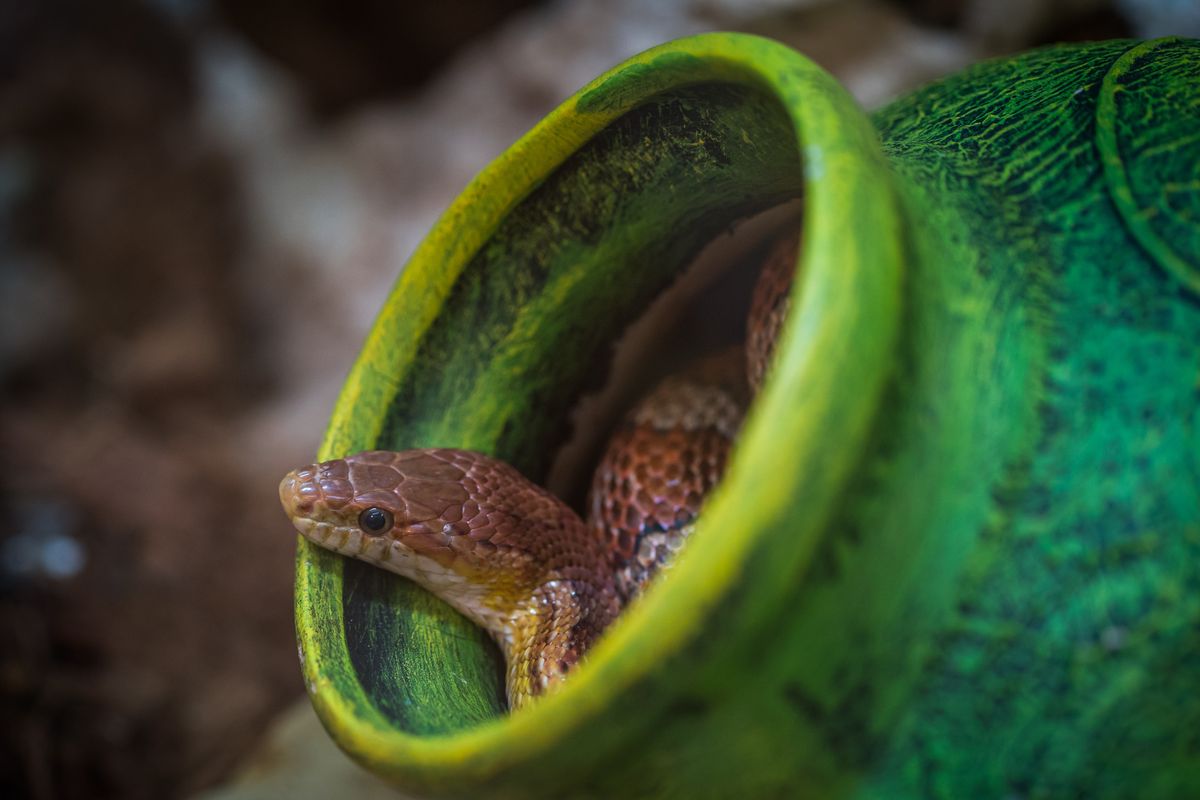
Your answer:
[279,229,797,709]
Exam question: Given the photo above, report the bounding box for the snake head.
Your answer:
[279,448,607,638]
[280,450,468,556]
[280,449,472,574]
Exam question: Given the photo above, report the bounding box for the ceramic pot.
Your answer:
[294,34,1200,798]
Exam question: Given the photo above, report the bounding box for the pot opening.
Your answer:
[330,78,804,736]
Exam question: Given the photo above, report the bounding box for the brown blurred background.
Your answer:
[0,1,1194,798]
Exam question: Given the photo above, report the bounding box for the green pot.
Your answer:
[294,34,1200,798]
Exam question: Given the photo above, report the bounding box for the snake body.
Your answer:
[587,347,748,603]
[280,228,797,709]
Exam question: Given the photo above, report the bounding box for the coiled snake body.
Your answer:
[280,230,797,708]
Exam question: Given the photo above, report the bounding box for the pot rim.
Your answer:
[294,30,905,788]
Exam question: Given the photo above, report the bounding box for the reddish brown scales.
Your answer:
[587,349,747,600]
[746,229,799,393]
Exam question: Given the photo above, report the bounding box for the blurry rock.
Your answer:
[0,150,75,380]
[213,0,546,117]
[0,7,294,797]
[960,0,1109,45]
[1116,0,1200,36]
[898,0,1132,44]
[0,503,86,584]
[103,308,227,413]
[740,1,976,106]
[193,701,401,800]
[0,253,74,380]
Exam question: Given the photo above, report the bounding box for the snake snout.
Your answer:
[279,466,340,548]
[280,461,378,561]
[279,468,318,517]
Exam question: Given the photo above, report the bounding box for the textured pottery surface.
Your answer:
[294,34,1200,798]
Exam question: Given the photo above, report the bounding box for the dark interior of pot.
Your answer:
[544,198,802,506]
[331,78,805,735]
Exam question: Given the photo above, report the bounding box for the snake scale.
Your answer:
[280,228,798,708]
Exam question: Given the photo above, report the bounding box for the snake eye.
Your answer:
[358,507,393,534]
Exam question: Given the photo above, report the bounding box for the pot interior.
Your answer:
[332,78,805,735]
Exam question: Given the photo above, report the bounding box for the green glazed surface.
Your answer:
[294,34,1200,798]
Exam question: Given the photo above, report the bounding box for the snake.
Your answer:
[279,228,798,709]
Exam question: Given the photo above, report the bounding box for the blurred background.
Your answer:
[1,1,1197,797]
